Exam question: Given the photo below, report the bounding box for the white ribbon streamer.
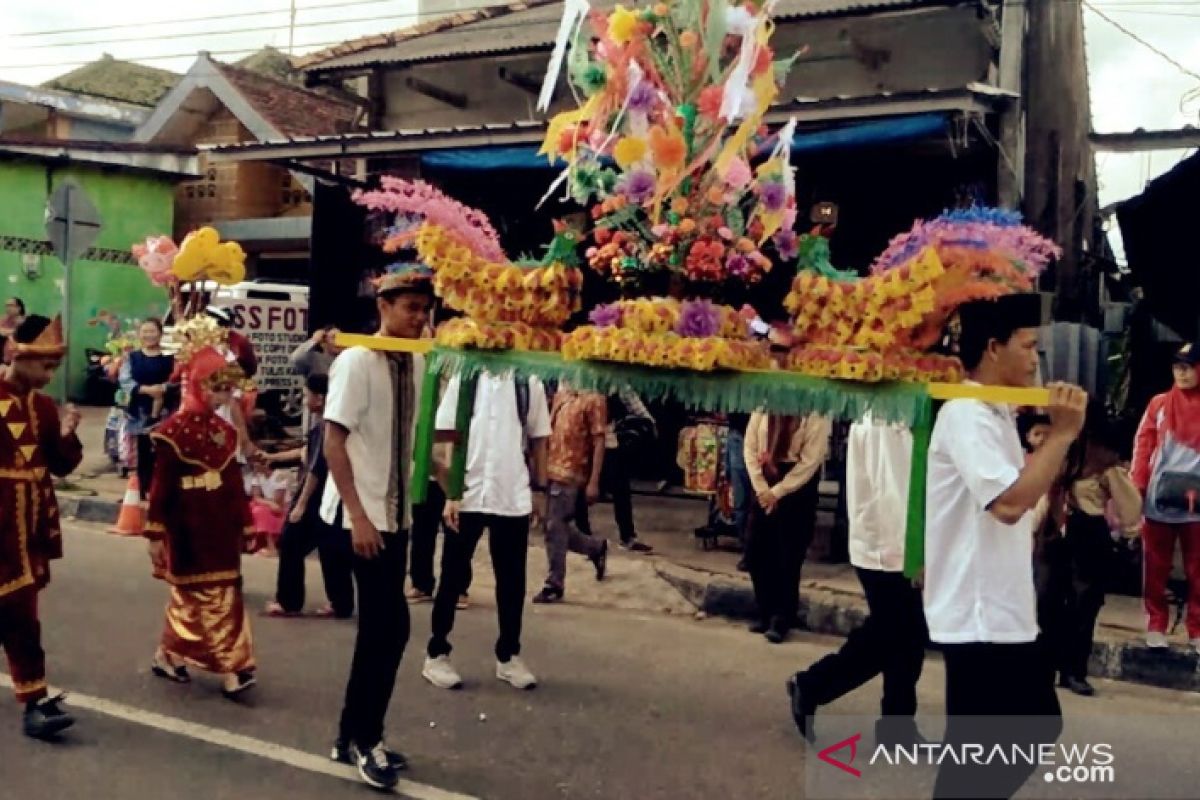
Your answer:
[538,0,590,113]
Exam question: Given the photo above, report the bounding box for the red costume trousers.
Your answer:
[1143,520,1200,637]
[0,587,47,703]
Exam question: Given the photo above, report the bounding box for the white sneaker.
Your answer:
[1146,631,1169,649]
[422,655,463,690]
[496,656,537,690]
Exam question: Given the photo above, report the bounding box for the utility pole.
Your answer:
[288,0,298,55]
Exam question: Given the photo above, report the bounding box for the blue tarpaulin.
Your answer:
[419,112,950,171]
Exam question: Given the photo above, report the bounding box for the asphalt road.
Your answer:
[3,522,1199,800]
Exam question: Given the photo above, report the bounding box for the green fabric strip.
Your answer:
[447,374,478,501]
[409,358,441,505]
[902,395,934,579]
[426,347,931,426]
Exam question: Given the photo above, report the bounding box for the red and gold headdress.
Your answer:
[9,315,65,360]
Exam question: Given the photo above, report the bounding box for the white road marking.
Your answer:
[0,674,478,800]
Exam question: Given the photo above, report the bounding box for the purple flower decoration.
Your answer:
[675,299,722,338]
[589,303,623,328]
[773,229,798,261]
[759,181,787,213]
[629,81,657,113]
[725,253,751,278]
[619,169,656,204]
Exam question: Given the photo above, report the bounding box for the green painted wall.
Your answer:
[0,161,175,400]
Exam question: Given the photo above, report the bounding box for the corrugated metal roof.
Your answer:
[205,85,1008,162]
[305,0,959,73]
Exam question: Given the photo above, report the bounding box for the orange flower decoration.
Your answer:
[751,46,774,78]
[648,125,686,171]
[679,31,698,48]
[697,85,724,121]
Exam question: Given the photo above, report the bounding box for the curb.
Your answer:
[60,496,120,525]
[654,561,1200,694]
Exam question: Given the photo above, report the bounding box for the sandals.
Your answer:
[150,651,191,684]
[221,671,258,700]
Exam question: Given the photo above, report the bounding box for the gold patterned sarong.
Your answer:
[160,584,255,675]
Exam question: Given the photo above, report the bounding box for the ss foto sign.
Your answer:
[216,299,309,393]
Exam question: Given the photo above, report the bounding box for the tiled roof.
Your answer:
[42,55,181,107]
[300,0,958,73]
[212,60,360,138]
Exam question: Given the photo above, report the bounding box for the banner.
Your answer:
[216,298,309,392]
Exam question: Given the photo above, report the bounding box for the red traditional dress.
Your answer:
[146,401,256,677]
[0,381,83,704]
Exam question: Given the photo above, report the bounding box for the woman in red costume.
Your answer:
[1133,340,1200,651]
[144,346,257,698]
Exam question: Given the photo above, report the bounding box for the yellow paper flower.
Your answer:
[608,5,639,45]
[614,137,648,169]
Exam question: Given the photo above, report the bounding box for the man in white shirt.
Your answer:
[787,415,928,747]
[921,294,1085,799]
[421,372,550,692]
[321,269,431,791]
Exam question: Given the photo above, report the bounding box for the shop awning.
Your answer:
[420,112,952,171]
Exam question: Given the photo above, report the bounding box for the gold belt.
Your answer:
[0,468,41,482]
[181,471,222,491]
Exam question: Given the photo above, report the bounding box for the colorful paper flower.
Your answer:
[608,5,639,45]
[628,80,658,113]
[773,229,798,261]
[619,169,657,204]
[759,181,787,213]
[614,136,648,168]
[697,85,725,121]
[722,157,752,189]
[649,125,686,171]
[589,302,624,328]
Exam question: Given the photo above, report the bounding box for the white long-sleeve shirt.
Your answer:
[846,416,913,573]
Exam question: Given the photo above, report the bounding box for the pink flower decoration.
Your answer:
[723,157,752,189]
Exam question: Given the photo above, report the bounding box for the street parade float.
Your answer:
[333,0,1061,573]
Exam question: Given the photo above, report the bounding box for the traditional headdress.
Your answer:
[8,315,65,360]
[375,262,434,297]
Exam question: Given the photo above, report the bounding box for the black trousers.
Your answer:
[1036,513,1112,681]
[428,512,528,662]
[409,481,470,595]
[574,447,636,543]
[274,502,354,617]
[799,568,927,717]
[136,433,156,501]
[746,476,819,627]
[934,641,1063,800]
[338,531,410,749]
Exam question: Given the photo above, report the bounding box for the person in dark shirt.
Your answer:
[265,374,353,617]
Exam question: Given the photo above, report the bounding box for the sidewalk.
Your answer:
[60,406,1200,693]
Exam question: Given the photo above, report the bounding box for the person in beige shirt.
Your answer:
[1039,403,1142,697]
[743,410,832,643]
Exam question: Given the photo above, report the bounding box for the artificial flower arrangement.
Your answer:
[353,178,583,352]
[541,0,802,370]
[130,229,247,320]
[780,207,1059,383]
[561,296,769,370]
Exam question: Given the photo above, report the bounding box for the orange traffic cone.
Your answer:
[108,474,144,536]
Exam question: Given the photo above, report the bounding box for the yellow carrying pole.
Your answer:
[335,336,1057,410]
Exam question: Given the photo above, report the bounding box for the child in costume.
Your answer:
[145,346,258,699]
[0,315,83,739]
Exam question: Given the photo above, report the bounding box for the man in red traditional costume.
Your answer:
[144,345,258,699]
[0,315,83,739]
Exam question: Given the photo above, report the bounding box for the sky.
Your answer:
[0,0,1196,259]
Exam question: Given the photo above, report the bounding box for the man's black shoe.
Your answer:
[332,738,408,770]
[1059,675,1096,697]
[764,617,789,644]
[591,539,608,581]
[354,741,402,790]
[787,675,816,742]
[748,619,770,634]
[874,716,933,748]
[23,695,75,740]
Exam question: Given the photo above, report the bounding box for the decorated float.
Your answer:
[317,0,1061,574]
